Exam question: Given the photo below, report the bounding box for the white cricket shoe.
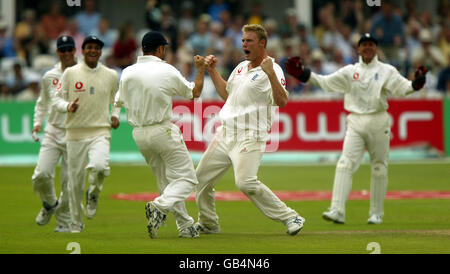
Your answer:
[179,225,200,238]
[85,191,98,219]
[285,216,305,236]
[367,215,383,224]
[35,201,58,226]
[54,225,71,233]
[145,202,167,238]
[322,209,345,224]
[71,223,84,233]
[194,222,221,234]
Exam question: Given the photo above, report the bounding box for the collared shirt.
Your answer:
[220,58,287,141]
[54,61,119,141]
[114,55,195,128]
[309,55,414,114]
[34,63,66,129]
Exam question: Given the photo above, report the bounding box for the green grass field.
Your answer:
[1,162,449,254]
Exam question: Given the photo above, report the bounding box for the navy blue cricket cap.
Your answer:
[358,33,378,46]
[82,35,104,49]
[142,31,168,52]
[57,35,75,49]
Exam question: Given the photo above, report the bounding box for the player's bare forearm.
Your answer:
[268,73,288,107]
[208,69,228,101]
[192,55,205,99]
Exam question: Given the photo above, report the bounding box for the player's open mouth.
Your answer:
[244,50,251,56]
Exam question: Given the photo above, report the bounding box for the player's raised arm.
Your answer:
[192,55,205,99]
[205,55,228,101]
[261,57,288,108]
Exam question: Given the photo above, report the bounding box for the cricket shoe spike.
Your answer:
[36,201,59,225]
[179,225,200,238]
[85,190,98,219]
[54,225,71,233]
[194,222,221,234]
[285,216,305,236]
[70,223,84,233]
[367,215,383,225]
[145,202,167,238]
[322,209,345,224]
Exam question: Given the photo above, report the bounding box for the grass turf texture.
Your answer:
[1,163,449,254]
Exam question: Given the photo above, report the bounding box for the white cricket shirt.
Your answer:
[220,58,287,141]
[114,55,195,128]
[309,55,414,114]
[33,63,66,129]
[54,61,120,141]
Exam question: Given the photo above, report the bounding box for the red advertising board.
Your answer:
[172,99,443,152]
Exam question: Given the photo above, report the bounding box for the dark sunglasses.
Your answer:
[58,47,75,53]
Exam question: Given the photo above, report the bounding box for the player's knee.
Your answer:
[32,170,53,184]
[89,164,109,177]
[235,178,258,196]
[336,156,355,173]
[371,163,387,178]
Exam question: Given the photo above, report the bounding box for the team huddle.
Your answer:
[31,25,427,237]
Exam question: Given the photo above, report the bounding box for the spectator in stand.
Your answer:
[160,4,178,53]
[370,1,404,66]
[437,55,450,95]
[91,18,117,49]
[113,21,138,70]
[0,82,12,101]
[0,21,16,59]
[145,0,162,31]
[224,14,244,48]
[74,0,101,36]
[280,8,299,39]
[60,19,85,57]
[411,29,447,75]
[208,0,229,23]
[292,23,319,52]
[245,0,266,26]
[14,9,37,66]
[16,73,40,101]
[40,1,67,40]
[438,24,450,62]
[5,62,28,97]
[264,18,283,60]
[188,14,212,56]
[178,1,196,38]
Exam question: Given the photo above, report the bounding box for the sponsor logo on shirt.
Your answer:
[52,78,59,87]
[90,86,95,94]
[281,78,286,87]
[74,81,85,92]
[353,72,360,81]
[375,73,379,81]
[251,73,259,81]
[238,67,243,74]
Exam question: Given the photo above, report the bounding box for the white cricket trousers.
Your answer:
[132,121,197,231]
[31,124,70,227]
[67,135,111,228]
[330,111,390,217]
[196,128,299,228]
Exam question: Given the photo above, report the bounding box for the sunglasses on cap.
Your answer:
[58,47,75,53]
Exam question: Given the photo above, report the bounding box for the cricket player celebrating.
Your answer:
[195,24,305,236]
[31,36,77,232]
[53,35,120,233]
[285,33,428,224]
[114,31,205,238]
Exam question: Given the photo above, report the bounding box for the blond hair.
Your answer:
[242,24,268,48]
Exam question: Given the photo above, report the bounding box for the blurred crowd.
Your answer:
[0,0,449,102]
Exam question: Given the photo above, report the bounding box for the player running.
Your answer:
[31,36,77,233]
